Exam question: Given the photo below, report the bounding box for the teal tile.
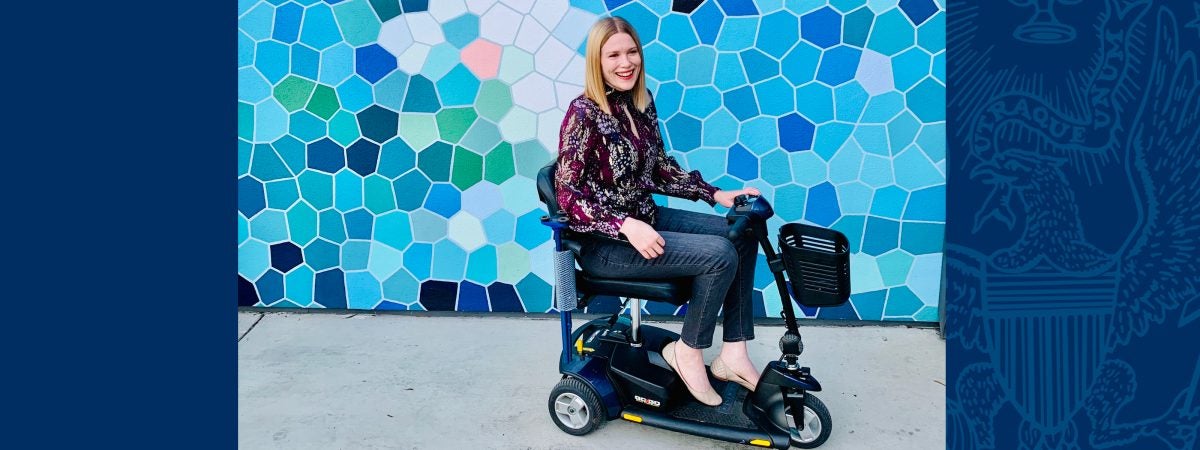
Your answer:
[239,68,272,103]
[859,91,905,123]
[393,169,432,211]
[740,49,779,84]
[917,11,944,52]
[834,81,869,122]
[837,181,872,215]
[482,209,516,243]
[884,286,923,318]
[459,120,501,154]
[304,239,341,271]
[682,86,722,119]
[755,77,794,116]
[678,46,717,86]
[853,125,889,155]
[319,43,355,85]
[914,306,938,322]
[702,109,739,147]
[862,216,899,255]
[375,211,413,250]
[251,144,293,181]
[423,43,462,81]
[887,111,920,155]
[516,274,552,313]
[893,145,942,189]
[338,76,376,112]
[417,141,453,182]
[251,209,290,243]
[860,154,894,187]
[238,213,251,245]
[332,0,381,46]
[828,138,863,183]
[285,266,315,306]
[378,138,416,179]
[715,17,759,51]
[238,2,274,41]
[432,239,468,280]
[239,139,253,176]
[436,64,480,106]
[334,169,364,211]
[512,141,554,179]
[342,240,371,270]
[774,184,807,221]
[757,11,799,59]
[404,242,433,280]
[239,30,255,68]
[892,47,931,91]
[411,209,448,243]
[298,170,334,210]
[866,9,913,56]
[900,221,943,254]
[794,82,834,123]
[739,116,778,156]
[932,51,944,83]
[831,214,866,253]
[266,178,300,209]
[812,122,853,160]
[272,135,307,174]
[382,269,420,304]
[298,3,343,50]
[830,0,866,13]
[367,241,405,281]
[328,110,361,146]
[442,13,479,48]
[466,245,498,284]
[876,250,914,287]
[789,150,828,187]
[760,150,793,186]
[916,122,944,161]
[906,77,944,122]
[364,174,396,214]
[286,201,319,245]
[318,209,347,243]
[239,239,270,280]
[850,289,886,321]
[870,185,907,218]
[346,271,382,309]
[254,100,289,143]
[289,111,327,142]
[842,6,874,47]
[713,52,748,91]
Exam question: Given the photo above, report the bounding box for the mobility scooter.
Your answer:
[537,163,852,448]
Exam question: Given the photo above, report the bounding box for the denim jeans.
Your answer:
[577,206,757,349]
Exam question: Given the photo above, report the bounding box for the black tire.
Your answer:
[548,377,605,436]
[788,394,833,448]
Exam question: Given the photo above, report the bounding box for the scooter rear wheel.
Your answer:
[548,377,605,436]
[788,394,832,448]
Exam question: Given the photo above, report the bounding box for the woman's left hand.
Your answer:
[714,188,762,208]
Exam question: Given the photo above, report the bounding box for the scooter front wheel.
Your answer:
[788,394,832,448]
[548,377,605,436]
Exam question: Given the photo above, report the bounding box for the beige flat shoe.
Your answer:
[662,341,722,406]
[711,356,757,392]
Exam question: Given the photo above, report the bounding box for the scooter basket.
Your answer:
[778,223,851,307]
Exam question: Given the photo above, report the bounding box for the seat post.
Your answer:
[628,298,642,347]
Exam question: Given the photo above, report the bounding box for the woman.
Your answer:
[554,16,762,407]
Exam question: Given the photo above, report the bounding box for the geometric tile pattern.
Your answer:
[238,0,945,322]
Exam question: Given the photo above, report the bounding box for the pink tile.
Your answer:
[461,39,502,79]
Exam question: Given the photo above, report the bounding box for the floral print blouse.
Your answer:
[554,89,718,237]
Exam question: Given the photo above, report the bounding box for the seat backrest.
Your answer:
[537,162,562,216]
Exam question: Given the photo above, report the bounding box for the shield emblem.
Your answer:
[983,260,1119,432]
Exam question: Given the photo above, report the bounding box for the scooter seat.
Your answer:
[575,271,691,306]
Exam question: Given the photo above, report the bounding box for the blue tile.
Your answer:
[292,44,320,80]
[515,210,551,250]
[256,270,286,304]
[298,171,334,210]
[239,2,275,41]
[251,143,293,181]
[841,6,874,48]
[884,286,923,317]
[299,4,343,50]
[266,179,300,209]
[870,186,907,218]
[425,183,461,218]
[251,210,290,243]
[432,240,468,280]
[342,240,371,270]
[346,139,380,176]
[346,271,382,309]
[417,141,452,182]
[666,113,702,151]
[238,31,255,68]
[319,43,355,85]
[288,111,326,143]
[715,17,758,51]
[813,122,853,160]
[853,124,889,155]
[404,242,433,279]
[862,216,899,256]
[314,269,347,308]
[516,274,553,313]
[436,65,481,106]
[677,47,717,86]
[318,209,348,243]
[713,52,748,91]
[829,0,865,13]
[892,47,932,91]
[851,289,887,320]
[906,78,944,122]
[285,266,315,305]
[831,214,865,253]
[255,41,290,84]
[904,185,944,221]
[917,11,944,51]
[488,282,524,312]
[916,122,945,161]
[801,6,842,49]
[794,82,834,123]
[859,92,905,123]
[723,85,759,121]
[375,211,413,251]
[276,135,308,175]
[739,116,778,155]
[715,0,759,16]
[815,301,860,320]
[816,45,861,86]
[402,75,441,113]
[778,113,816,152]
[334,169,364,211]
[681,86,722,118]
[442,13,479,49]
[355,44,397,83]
[834,81,869,122]
[458,281,490,312]
[239,68,272,103]
[900,222,942,254]
[337,76,375,112]
[570,0,607,14]
[482,209,516,243]
[400,0,428,13]
[378,139,415,178]
[702,109,738,147]
[781,42,820,85]
[760,150,792,185]
[239,176,266,217]
[344,209,374,239]
[605,0,634,10]
[887,112,920,155]
[419,280,457,311]
[860,154,893,187]
[614,3,660,44]
[727,144,758,180]
[899,0,938,25]
[304,239,341,271]
[644,43,678,83]
[659,14,699,52]
[757,12,799,58]
[690,0,724,45]
[774,184,807,220]
[392,170,431,211]
[804,182,841,226]
[273,2,304,43]
[466,245,498,284]
[653,81,684,119]
[740,49,779,84]
[866,9,914,56]
[755,77,794,116]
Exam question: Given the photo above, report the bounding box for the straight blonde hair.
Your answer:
[583,16,650,116]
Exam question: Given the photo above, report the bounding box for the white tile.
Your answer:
[511,72,558,112]
[397,43,432,74]
[377,17,414,57]
[405,12,445,46]
[531,0,568,30]
[480,3,523,45]
[535,37,574,79]
[514,15,550,53]
[429,0,469,22]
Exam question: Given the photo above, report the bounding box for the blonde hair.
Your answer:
[583,16,650,116]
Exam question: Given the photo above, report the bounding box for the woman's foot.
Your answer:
[662,341,722,406]
[714,341,760,391]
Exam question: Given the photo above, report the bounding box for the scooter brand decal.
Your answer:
[633,395,661,407]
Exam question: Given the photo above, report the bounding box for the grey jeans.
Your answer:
[577,206,757,349]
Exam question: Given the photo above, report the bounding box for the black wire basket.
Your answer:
[778,223,851,307]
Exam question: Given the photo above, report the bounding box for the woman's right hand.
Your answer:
[619,217,665,259]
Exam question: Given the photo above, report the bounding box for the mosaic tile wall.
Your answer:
[237,0,946,321]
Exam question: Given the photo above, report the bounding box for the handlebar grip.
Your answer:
[728,216,750,241]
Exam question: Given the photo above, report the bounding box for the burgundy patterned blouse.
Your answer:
[554,89,718,237]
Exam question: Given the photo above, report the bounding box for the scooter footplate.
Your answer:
[668,378,756,429]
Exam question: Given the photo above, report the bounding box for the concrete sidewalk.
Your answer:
[238,311,945,449]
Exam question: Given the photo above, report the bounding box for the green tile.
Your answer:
[436,107,477,143]
[368,0,401,22]
[399,113,439,150]
[475,80,512,122]
[451,146,484,190]
[306,84,340,120]
[496,242,531,284]
[329,110,361,146]
[514,140,552,178]
[484,142,515,184]
[273,75,317,112]
[332,0,381,47]
[364,174,397,214]
[238,102,254,140]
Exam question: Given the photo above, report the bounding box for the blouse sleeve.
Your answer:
[645,96,719,205]
[554,102,627,237]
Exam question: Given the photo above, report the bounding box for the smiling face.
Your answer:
[599,32,641,92]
